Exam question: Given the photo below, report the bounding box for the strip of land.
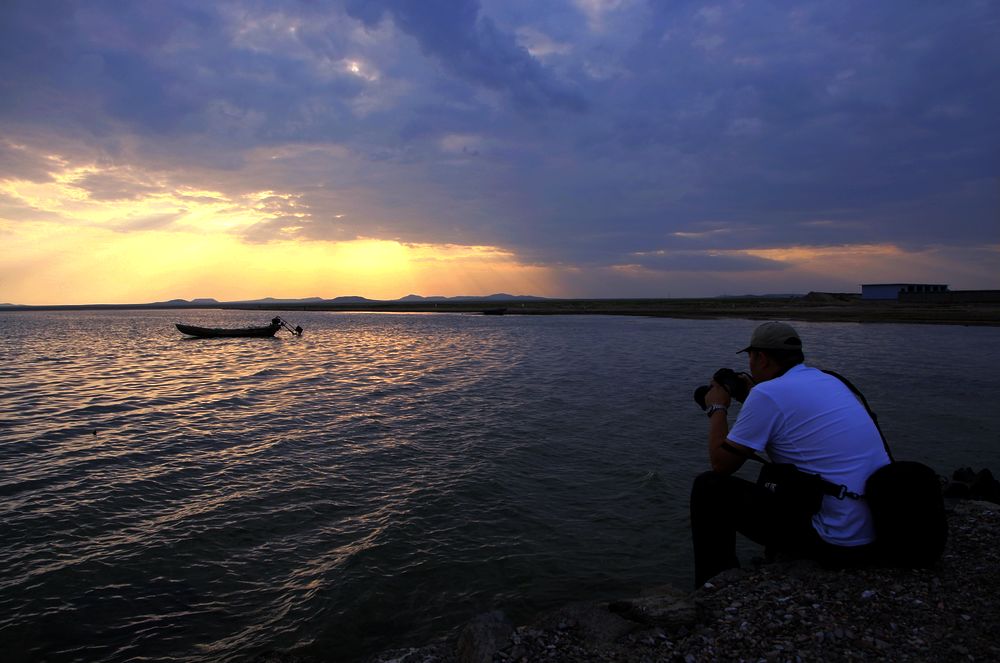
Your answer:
[4,296,999,326]
[309,297,999,326]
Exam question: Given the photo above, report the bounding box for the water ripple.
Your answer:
[2,311,1000,661]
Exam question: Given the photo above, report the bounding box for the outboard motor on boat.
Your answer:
[274,317,303,336]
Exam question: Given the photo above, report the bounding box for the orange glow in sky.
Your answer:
[2,148,997,304]
[0,170,554,304]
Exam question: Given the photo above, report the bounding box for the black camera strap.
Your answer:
[820,369,894,462]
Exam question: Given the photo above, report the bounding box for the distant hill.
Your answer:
[0,293,550,309]
[233,296,327,304]
[716,293,804,299]
[802,291,861,303]
[398,294,449,302]
[148,298,221,306]
[377,293,548,302]
[328,296,380,304]
[225,295,380,304]
[445,293,548,301]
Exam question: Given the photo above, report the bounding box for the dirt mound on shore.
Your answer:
[802,291,860,304]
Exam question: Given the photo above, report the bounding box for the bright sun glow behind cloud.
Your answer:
[1,224,552,305]
[0,171,552,305]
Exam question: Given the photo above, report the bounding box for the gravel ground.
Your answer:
[366,499,1000,663]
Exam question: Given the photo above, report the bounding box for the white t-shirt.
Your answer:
[727,364,891,546]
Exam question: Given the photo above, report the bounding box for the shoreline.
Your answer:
[247,499,1000,662]
[357,499,1000,663]
[3,298,1000,327]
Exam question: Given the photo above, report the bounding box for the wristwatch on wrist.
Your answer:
[706,404,728,419]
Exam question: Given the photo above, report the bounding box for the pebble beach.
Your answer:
[352,499,1000,663]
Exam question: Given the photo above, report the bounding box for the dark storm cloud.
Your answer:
[1,1,351,146]
[1,0,997,286]
[0,2,205,133]
[629,250,789,273]
[344,0,587,112]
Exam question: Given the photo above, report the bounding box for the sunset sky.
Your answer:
[1,0,998,304]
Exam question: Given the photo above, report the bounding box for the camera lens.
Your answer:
[693,385,710,410]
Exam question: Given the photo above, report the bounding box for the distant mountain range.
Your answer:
[0,294,549,309]
[180,293,548,305]
[5,293,877,310]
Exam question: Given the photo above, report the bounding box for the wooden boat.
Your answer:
[175,322,280,338]
[175,317,301,338]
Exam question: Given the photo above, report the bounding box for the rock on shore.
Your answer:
[369,500,1000,662]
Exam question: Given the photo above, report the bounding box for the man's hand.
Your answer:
[704,380,748,474]
[737,372,755,396]
[704,381,732,408]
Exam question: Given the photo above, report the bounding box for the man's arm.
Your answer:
[703,382,753,474]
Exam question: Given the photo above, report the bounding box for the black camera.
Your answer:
[694,368,753,410]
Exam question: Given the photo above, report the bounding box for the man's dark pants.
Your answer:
[690,471,874,587]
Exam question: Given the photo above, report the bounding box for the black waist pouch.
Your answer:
[757,463,831,517]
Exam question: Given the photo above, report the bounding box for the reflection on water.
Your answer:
[1,310,999,661]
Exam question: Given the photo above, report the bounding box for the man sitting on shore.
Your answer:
[690,321,890,587]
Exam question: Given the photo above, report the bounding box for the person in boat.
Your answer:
[689,321,890,587]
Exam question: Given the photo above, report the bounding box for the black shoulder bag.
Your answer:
[827,370,948,566]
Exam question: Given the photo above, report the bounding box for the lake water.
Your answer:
[2,310,999,662]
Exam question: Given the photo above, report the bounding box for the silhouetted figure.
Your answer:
[690,322,890,587]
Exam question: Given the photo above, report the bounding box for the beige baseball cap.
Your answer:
[738,321,802,353]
